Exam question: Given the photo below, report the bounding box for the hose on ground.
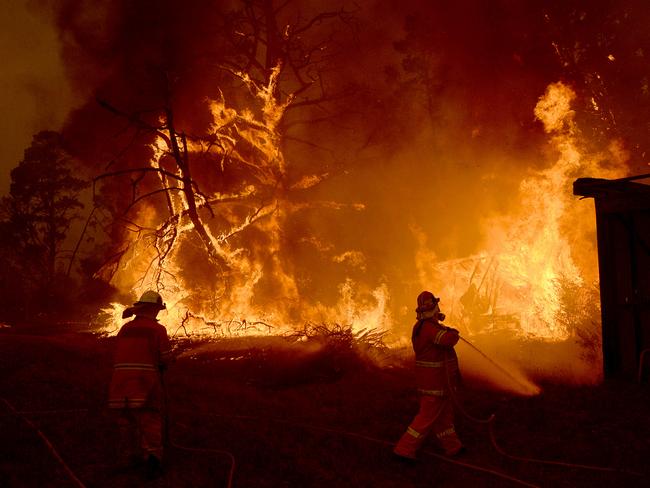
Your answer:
[1,398,88,488]
[173,408,540,488]
[168,439,235,488]
[4,400,535,488]
[446,339,643,477]
[1,399,234,488]
[3,345,645,488]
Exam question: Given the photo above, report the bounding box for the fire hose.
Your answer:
[167,438,235,488]
[445,337,643,477]
[173,409,541,488]
[1,398,88,488]
[2,398,534,488]
[1,394,235,488]
[161,368,236,488]
[1,340,643,488]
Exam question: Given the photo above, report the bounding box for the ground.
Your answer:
[0,323,648,488]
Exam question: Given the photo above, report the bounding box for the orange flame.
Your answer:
[95,80,626,392]
[423,82,626,341]
[95,63,390,338]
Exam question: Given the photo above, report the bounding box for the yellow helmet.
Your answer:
[134,290,166,310]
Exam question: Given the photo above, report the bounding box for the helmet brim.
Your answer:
[132,301,166,310]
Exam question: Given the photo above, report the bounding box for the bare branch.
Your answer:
[96,98,169,141]
[218,200,277,243]
[292,9,349,36]
[65,206,97,277]
[273,0,292,15]
[93,167,184,184]
[124,187,184,214]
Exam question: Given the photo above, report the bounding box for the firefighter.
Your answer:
[393,291,464,460]
[108,290,171,478]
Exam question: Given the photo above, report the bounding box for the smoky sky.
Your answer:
[0,0,73,195]
[46,0,650,182]
[11,0,649,185]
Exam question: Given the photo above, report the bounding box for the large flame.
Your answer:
[97,80,625,393]
[97,64,391,338]
[423,82,626,340]
[97,80,624,352]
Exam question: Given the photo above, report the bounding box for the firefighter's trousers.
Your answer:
[116,407,163,462]
[394,394,462,459]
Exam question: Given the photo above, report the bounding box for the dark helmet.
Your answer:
[416,291,440,313]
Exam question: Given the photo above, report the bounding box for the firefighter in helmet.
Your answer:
[108,290,171,477]
[394,291,464,460]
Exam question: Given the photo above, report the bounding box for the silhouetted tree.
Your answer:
[0,131,87,316]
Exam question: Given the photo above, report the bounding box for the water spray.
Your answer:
[459,336,536,395]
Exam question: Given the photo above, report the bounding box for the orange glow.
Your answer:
[94,80,627,391]
[96,64,391,339]
[425,82,626,341]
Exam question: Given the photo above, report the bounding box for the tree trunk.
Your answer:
[164,107,228,271]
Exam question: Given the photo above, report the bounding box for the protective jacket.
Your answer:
[108,316,170,409]
[411,318,460,396]
[393,316,463,459]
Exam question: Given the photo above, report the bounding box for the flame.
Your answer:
[423,82,626,340]
[93,79,625,393]
[93,63,389,339]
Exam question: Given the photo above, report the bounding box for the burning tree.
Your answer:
[83,1,377,333]
[43,0,640,370]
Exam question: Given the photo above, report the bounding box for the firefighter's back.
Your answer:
[109,317,167,409]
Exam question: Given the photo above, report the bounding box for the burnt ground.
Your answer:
[0,324,649,488]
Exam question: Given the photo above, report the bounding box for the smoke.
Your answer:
[43,0,648,384]
[0,1,74,194]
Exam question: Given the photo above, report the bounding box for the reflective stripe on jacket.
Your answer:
[108,316,170,409]
[411,318,460,394]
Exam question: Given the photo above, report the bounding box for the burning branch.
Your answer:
[171,311,274,337]
[86,1,373,336]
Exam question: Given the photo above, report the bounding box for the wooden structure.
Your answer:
[574,174,650,379]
